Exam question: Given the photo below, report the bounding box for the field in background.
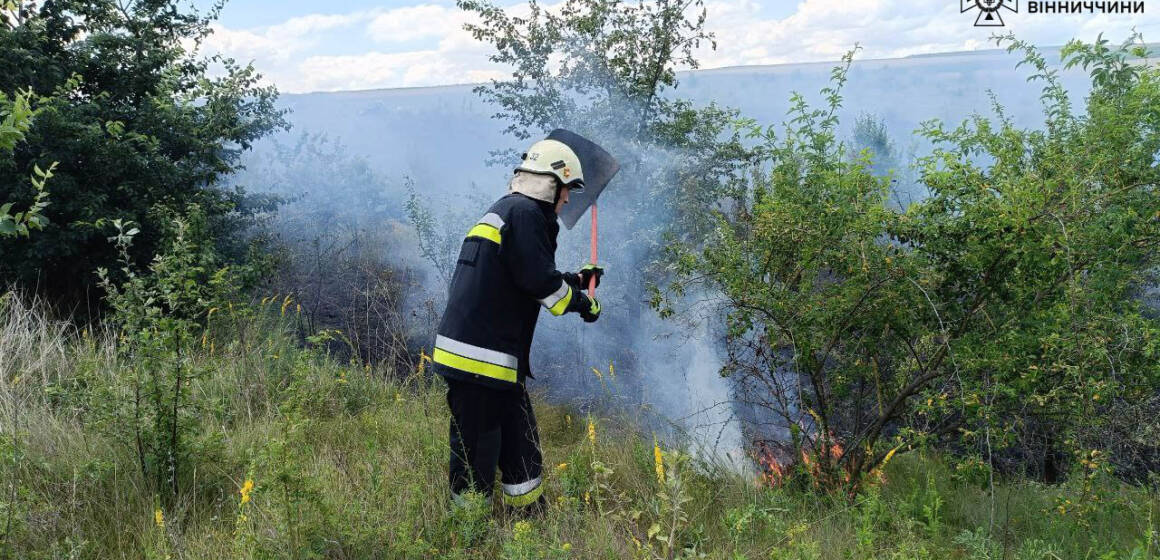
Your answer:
[2,295,1156,560]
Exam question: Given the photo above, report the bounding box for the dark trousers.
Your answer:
[445,377,544,508]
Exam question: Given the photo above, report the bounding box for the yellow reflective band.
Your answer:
[548,285,572,316]
[466,223,501,244]
[433,347,517,383]
[502,481,544,507]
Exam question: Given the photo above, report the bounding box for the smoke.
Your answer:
[231,48,1094,468]
[662,314,749,471]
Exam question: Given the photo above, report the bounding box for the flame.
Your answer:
[754,433,858,488]
[755,442,788,487]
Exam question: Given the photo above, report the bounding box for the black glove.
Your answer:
[580,295,601,323]
[576,263,604,290]
[568,291,601,323]
[562,272,582,290]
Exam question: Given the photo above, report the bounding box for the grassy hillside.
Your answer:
[1,295,1157,560]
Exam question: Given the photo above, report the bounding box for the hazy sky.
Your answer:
[192,0,1159,93]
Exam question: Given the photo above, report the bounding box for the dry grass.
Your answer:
[1,294,1157,559]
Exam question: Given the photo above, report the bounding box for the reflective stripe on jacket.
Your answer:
[432,193,584,390]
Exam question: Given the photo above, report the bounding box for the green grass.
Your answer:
[1,296,1157,559]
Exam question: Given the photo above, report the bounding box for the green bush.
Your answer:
[661,34,1160,488]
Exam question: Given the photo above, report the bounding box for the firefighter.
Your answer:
[431,131,615,513]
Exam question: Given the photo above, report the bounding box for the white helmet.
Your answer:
[515,139,585,192]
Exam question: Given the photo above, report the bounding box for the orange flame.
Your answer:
[755,442,788,487]
[755,433,859,488]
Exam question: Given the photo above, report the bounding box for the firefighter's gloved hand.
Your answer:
[563,264,604,290]
[569,291,601,323]
[579,295,601,323]
[577,263,604,289]
[562,272,582,290]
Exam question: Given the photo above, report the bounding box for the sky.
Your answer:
[191,0,1160,93]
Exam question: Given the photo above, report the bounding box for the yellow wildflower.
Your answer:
[565,415,572,429]
[562,543,572,552]
[295,303,302,314]
[154,508,165,528]
[591,367,603,380]
[418,349,431,375]
[281,295,292,316]
[557,462,568,471]
[653,438,665,485]
[608,361,615,380]
[587,418,596,446]
[239,479,254,505]
[513,520,532,538]
[880,443,903,469]
[787,522,809,538]
[201,332,208,349]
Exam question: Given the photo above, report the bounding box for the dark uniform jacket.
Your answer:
[432,192,589,390]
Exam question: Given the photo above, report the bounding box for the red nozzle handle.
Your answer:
[588,204,598,297]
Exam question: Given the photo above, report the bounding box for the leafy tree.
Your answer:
[0,0,286,308]
[0,89,52,238]
[461,0,713,142]
[663,35,1160,488]
[851,113,898,180]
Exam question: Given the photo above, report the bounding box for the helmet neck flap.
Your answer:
[508,170,560,204]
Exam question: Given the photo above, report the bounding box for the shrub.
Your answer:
[662,35,1160,488]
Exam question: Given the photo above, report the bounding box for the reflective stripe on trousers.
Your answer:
[502,476,543,507]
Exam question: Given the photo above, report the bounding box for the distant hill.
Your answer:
[246,46,1092,198]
